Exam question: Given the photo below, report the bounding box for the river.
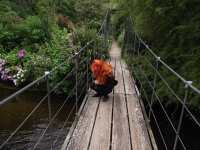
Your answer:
[0,86,75,150]
[149,103,200,150]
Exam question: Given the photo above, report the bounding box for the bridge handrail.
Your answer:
[0,9,111,149]
[0,74,46,106]
[33,74,88,150]
[0,65,77,149]
[0,9,110,107]
[129,16,200,95]
[126,15,200,150]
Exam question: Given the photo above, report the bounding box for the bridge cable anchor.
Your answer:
[185,81,193,88]
[156,56,161,61]
[45,71,51,121]
[45,71,50,76]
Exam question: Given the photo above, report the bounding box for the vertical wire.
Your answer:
[148,59,159,120]
[173,87,189,150]
[75,54,78,116]
[47,74,52,121]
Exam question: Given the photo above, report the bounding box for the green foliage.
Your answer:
[74,25,110,59]
[55,0,76,20]
[0,0,110,95]
[113,0,200,109]
[74,0,109,27]
[5,51,18,66]
[117,30,125,47]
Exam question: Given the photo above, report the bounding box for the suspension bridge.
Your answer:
[61,41,154,150]
[0,10,200,150]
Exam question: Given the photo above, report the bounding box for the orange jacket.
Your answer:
[91,59,113,85]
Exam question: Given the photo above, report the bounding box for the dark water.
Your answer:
[149,103,200,150]
[0,86,76,150]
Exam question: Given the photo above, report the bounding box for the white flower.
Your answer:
[13,79,17,86]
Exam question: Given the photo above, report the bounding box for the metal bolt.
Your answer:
[45,71,50,76]
[156,57,161,61]
[185,81,193,88]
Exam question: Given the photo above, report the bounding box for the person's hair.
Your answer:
[91,59,113,84]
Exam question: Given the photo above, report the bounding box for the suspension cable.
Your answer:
[136,67,187,150]
[51,83,88,149]
[0,55,74,107]
[128,15,200,95]
[137,65,187,149]
[133,69,168,150]
[125,16,198,149]
[33,87,75,150]
[144,57,200,128]
[0,9,110,107]
[0,75,46,107]
[33,77,87,149]
[128,14,200,128]
[0,67,76,149]
[0,8,111,149]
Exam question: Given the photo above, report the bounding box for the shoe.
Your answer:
[114,80,118,86]
[92,93,101,97]
[104,95,109,99]
[102,95,109,101]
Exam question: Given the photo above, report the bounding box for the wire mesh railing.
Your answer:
[123,16,200,150]
[0,9,112,149]
[0,46,90,149]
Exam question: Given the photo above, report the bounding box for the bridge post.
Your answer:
[75,53,79,117]
[148,57,160,120]
[45,71,51,121]
[137,39,140,56]
[133,33,137,54]
[86,54,90,91]
[173,81,192,150]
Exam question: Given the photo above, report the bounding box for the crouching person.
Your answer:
[90,59,118,98]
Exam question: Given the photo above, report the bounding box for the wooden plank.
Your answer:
[109,41,121,59]
[110,59,116,74]
[65,96,100,150]
[112,93,131,150]
[126,94,152,150]
[88,58,116,150]
[114,60,124,94]
[61,94,89,150]
[139,92,158,150]
[62,41,156,150]
[112,59,131,150]
[121,59,152,150]
[88,95,113,150]
[121,60,136,95]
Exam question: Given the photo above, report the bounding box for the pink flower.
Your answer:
[17,49,26,59]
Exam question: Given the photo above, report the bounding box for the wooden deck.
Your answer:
[61,42,155,150]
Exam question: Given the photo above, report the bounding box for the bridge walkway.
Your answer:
[61,41,154,150]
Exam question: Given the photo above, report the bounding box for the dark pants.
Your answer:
[90,77,118,96]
